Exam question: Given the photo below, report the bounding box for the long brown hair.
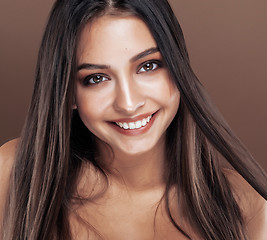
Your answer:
[2,0,266,239]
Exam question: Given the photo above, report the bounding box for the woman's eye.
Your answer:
[137,61,162,73]
[83,74,109,85]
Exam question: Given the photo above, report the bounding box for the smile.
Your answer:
[109,111,158,136]
[115,115,152,130]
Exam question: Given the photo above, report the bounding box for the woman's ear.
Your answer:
[73,96,77,109]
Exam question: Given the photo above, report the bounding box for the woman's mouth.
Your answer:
[115,115,152,130]
[109,111,158,136]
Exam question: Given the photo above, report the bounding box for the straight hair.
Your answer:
[2,0,266,239]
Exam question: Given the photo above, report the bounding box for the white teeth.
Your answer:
[135,120,142,128]
[129,122,135,129]
[141,119,147,126]
[115,115,152,130]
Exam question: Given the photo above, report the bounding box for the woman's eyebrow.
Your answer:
[77,63,110,71]
[130,47,159,62]
[77,47,159,72]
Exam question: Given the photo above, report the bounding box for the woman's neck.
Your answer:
[97,136,166,192]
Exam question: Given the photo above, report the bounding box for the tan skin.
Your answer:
[1,15,267,239]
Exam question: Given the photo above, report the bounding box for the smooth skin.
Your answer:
[1,15,267,239]
[75,15,180,189]
[75,16,180,159]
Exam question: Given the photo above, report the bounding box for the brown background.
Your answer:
[0,0,266,171]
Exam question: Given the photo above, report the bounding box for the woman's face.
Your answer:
[75,15,180,156]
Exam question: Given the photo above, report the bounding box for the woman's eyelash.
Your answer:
[137,60,162,73]
[81,60,162,85]
[82,74,110,85]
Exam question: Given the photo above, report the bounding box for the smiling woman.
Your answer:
[0,0,266,240]
[75,16,179,156]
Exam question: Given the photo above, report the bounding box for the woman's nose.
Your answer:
[113,77,145,115]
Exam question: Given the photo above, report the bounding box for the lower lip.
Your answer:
[108,111,159,136]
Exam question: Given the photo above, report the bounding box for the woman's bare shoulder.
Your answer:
[0,139,19,197]
[0,138,19,168]
[0,139,19,226]
[223,168,267,239]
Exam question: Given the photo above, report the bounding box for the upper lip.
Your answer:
[111,111,156,123]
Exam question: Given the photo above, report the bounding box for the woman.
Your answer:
[0,0,266,239]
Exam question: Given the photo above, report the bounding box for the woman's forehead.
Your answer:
[76,15,157,65]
